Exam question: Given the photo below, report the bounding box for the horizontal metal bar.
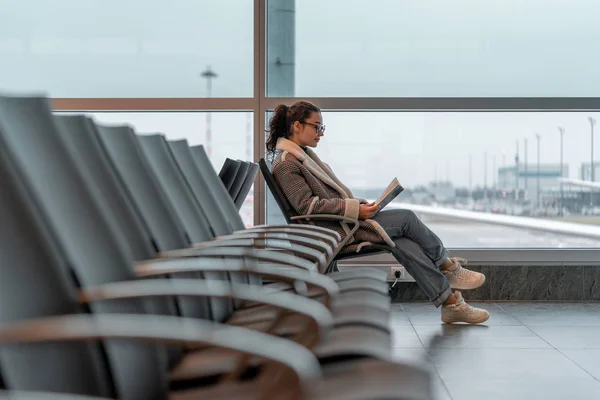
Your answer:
[264,97,600,111]
[51,98,257,111]
[50,97,600,112]
[338,248,600,267]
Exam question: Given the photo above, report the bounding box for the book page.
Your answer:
[374,177,404,212]
[375,177,401,206]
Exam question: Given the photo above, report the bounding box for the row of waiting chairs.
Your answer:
[0,94,432,399]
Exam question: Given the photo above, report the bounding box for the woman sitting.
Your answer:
[267,100,489,324]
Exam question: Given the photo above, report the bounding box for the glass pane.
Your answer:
[266,110,600,248]
[79,111,255,227]
[267,0,600,97]
[0,0,253,98]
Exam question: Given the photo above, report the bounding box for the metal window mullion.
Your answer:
[51,98,256,111]
[253,0,267,226]
[262,97,600,111]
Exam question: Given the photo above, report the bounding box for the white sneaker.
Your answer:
[443,257,486,290]
[441,291,490,324]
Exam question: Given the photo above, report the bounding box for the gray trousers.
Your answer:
[372,209,452,307]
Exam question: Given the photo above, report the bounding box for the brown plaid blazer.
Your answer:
[272,138,395,254]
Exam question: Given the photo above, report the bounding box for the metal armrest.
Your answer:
[210,232,334,258]
[134,257,339,309]
[0,314,322,389]
[244,224,342,242]
[79,280,333,348]
[291,214,360,260]
[0,391,110,400]
[159,246,317,272]
[226,228,338,249]
[190,239,328,271]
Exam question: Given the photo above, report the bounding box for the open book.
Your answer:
[374,177,404,212]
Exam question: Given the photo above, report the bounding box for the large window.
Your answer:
[266,111,600,248]
[0,0,253,97]
[267,0,600,97]
[3,0,599,262]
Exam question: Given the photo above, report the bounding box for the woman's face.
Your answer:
[291,111,325,148]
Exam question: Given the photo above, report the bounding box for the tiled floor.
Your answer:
[390,302,600,400]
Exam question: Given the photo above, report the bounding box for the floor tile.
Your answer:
[428,348,591,380]
[390,348,452,400]
[414,325,550,349]
[561,349,600,380]
[528,326,600,349]
[387,302,600,399]
[414,324,536,338]
[391,347,430,365]
[391,326,424,348]
[498,302,600,314]
[389,310,412,326]
[444,378,600,400]
[404,303,522,326]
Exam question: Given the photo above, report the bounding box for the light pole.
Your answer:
[484,151,488,202]
[515,140,520,201]
[535,133,541,207]
[469,154,473,201]
[492,154,497,201]
[524,137,528,200]
[201,65,218,158]
[558,126,565,216]
[589,117,596,208]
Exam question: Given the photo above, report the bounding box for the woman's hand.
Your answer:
[358,202,379,219]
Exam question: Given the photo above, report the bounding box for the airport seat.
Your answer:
[234,161,259,210]
[218,157,240,192]
[226,159,251,203]
[0,94,433,399]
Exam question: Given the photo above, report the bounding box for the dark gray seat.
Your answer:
[218,158,241,192]
[227,160,251,202]
[234,162,259,210]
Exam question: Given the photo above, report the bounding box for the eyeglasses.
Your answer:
[303,122,326,133]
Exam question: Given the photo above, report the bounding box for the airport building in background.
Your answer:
[579,162,600,181]
[498,163,568,204]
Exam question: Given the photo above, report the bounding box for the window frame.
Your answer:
[47,0,600,265]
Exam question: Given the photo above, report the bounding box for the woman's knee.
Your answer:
[394,208,417,222]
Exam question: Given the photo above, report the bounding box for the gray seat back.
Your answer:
[0,95,168,400]
[137,134,214,242]
[53,116,179,320]
[188,145,262,285]
[167,139,234,236]
[235,162,259,210]
[228,160,251,201]
[218,158,241,191]
[190,145,247,231]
